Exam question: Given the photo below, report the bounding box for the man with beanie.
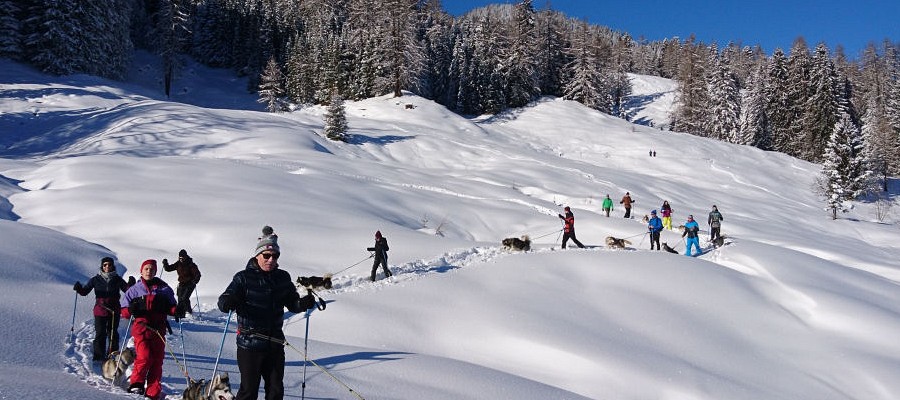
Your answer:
[218,226,316,400]
[74,257,132,361]
[708,205,724,245]
[367,230,392,281]
[647,210,663,250]
[162,249,202,318]
[120,259,176,399]
[558,206,585,249]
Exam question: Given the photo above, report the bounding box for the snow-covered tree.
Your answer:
[0,0,22,59]
[324,92,349,142]
[670,39,710,135]
[798,43,841,162]
[562,22,605,110]
[502,0,539,108]
[706,49,741,142]
[821,113,870,219]
[765,48,793,154]
[738,63,770,148]
[258,57,286,113]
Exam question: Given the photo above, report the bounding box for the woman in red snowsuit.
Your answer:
[120,259,176,399]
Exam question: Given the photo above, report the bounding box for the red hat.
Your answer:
[141,259,157,269]
[375,230,382,239]
[564,206,570,211]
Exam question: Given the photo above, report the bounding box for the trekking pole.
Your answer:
[112,316,134,386]
[179,320,189,386]
[194,286,201,314]
[638,232,648,247]
[209,310,233,398]
[301,307,312,400]
[69,292,78,345]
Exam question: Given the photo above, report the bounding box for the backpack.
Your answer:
[709,212,722,228]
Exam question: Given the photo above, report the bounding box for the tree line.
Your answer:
[2,0,898,206]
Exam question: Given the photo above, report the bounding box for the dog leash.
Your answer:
[138,320,193,382]
[245,331,365,400]
[331,253,375,275]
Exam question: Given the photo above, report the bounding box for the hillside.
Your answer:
[1,57,899,400]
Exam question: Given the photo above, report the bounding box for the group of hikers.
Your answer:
[73,225,390,400]
[564,192,725,256]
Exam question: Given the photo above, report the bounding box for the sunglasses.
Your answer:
[260,253,280,260]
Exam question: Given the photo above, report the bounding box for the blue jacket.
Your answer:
[218,258,305,351]
[648,216,663,233]
[682,220,700,238]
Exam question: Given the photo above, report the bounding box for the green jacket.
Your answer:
[602,197,614,209]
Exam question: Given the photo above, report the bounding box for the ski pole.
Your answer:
[301,307,311,400]
[209,310,233,398]
[638,232,648,247]
[194,286,201,314]
[69,291,78,345]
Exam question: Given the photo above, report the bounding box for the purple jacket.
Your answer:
[120,277,176,331]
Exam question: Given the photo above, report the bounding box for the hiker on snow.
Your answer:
[601,194,614,217]
[620,192,635,218]
[647,210,663,251]
[682,215,702,257]
[660,200,673,230]
[558,206,585,249]
[120,259,177,399]
[162,248,201,318]
[73,256,133,361]
[708,205,724,244]
[367,230,392,281]
[217,226,317,400]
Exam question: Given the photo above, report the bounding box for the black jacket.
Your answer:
[77,273,128,317]
[367,237,389,262]
[218,258,307,351]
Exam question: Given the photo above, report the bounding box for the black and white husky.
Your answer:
[502,235,531,251]
[182,373,234,400]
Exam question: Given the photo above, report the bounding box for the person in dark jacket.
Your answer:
[74,256,133,361]
[162,249,201,318]
[367,230,392,281]
[217,227,316,400]
[708,205,724,244]
[120,259,176,399]
[558,206,585,249]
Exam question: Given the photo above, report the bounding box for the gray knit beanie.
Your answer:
[254,226,280,256]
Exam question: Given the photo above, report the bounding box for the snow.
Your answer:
[1,54,899,400]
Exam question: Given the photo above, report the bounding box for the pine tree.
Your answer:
[706,49,741,142]
[258,57,286,112]
[502,0,539,108]
[0,0,22,59]
[798,43,841,162]
[821,113,870,219]
[534,9,568,97]
[670,39,710,135]
[562,22,604,111]
[765,49,793,154]
[738,63,770,148]
[324,92,349,142]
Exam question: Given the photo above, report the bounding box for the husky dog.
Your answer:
[102,347,135,381]
[662,242,679,254]
[183,373,234,400]
[501,235,531,251]
[605,236,631,249]
[711,235,727,248]
[640,214,650,223]
[297,274,333,290]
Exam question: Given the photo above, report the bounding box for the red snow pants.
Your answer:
[130,320,167,399]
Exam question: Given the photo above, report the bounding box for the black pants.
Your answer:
[371,258,392,281]
[710,227,721,242]
[624,207,632,218]
[236,347,286,400]
[649,231,661,250]
[93,314,120,360]
[176,283,196,316]
[562,232,585,248]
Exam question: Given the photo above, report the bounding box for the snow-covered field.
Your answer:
[1,55,899,399]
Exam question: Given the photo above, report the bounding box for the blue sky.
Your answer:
[442,0,900,58]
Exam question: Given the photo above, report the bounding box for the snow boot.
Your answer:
[128,382,145,395]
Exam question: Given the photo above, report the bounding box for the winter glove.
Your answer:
[151,295,171,312]
[558,214,564,219]
[162,258,169,268]
[73,281,83,292]
[218,294,239,313]
[128,297,148,316]
[297,294,316,311]
[127,276,136,287]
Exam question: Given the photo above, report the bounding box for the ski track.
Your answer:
[65,239,730,397]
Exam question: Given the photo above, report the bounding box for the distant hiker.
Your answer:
[652,150,657,157]
[74,257,132,361]
[217,226,316,400]
[620,192,635,218]
[367,230,392,281]
[708,205,724,244]
[660,200,673,230]
[649,150,653,157]
[162,249,201,318]
[682,215,702,256]
[647,210,663,250]
[601,194,614,217]
[558,206,585,249]
[120,259,176,399]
